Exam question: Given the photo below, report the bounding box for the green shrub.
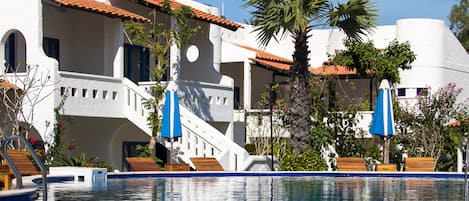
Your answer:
[244,144,256,155]
[52,153,112,172]
[278,141,327,171]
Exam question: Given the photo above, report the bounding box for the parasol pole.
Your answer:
[170,138,173,164]
[384,136,390,164]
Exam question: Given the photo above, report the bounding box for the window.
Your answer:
[234,86,240,109]
[124,44,150,83]
[4,32,26,72]
[43,37,60,63]
[4,34,15,70]
[417,88,428,96]
[397,88,406,97]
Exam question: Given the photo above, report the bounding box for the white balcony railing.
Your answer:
[139,80,233,123]
[57,72,248,170]
[58,71,124,118]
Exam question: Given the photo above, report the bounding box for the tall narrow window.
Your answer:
[124,44,150,83]
[43,37,60,63]
[4,34,15,70]
[234,86,240,109]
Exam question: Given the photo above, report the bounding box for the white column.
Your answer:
[114,21,124,78]
[170,16,180,81]
[243,59,252,110]
[208,9,221,73]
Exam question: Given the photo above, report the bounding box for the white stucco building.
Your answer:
[220,18,469,144]
[0,0,277,171]
[1,0,468,172]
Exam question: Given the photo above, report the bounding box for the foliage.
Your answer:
[277,140,327,171]
[309,75,381,166]
[52,153,112,172]
[244,0,377,154]
[125,0,201,151]
[244,144,257,155]
[136,144,152,157]
[331,39,416,83]
[0,65,54,149]
[44,93,67,165]
[450,0,469,52]
[394,83,468,170]
[246,83,285,155]
[135,144,164,166]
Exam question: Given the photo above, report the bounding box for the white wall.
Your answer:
[222,19,469,104]
[0,0,59,142]
[62,116,149,170]
[43,6,114,75]
[396,19,469,103]
[180,21,222,83]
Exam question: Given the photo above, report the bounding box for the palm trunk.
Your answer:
[289,30,312,153]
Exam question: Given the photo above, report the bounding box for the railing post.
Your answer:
[1,134,47,200]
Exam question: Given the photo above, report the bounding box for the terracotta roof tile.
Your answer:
[237,45,293,71]
[142,0,243,30]
[238,45,293,64]
[54,0,150,22]
[250,58,292,71]
[236,45,357,75]
[448,120,469,127]
[0,80,19,90]
[310,65,356,75]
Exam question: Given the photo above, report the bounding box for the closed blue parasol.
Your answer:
[161,82,182,139]
[161,82,182,164]
[370,79,395,164]
[370,79,395,136]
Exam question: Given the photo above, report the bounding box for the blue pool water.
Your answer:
[35,173,468,201]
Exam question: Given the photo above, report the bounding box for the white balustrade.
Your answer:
[58,72,124,118]
[57,72,248,170]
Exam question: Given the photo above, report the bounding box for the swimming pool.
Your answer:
[33,172,468,200]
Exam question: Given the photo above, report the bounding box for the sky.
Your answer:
[196,0,459,26]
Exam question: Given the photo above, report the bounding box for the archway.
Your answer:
[1,30,27,73]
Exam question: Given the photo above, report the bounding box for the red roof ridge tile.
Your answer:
[310,65,356,75]
[53,0,150,22]
[142,0,242,30]
[236,45,293,64]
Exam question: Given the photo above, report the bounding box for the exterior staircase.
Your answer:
[57,72,259,171]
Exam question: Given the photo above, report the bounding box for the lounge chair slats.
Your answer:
[125,157,162,171]
[4,150,40,175]
[336,157,367,171]
[190,157,224,171]
[405,157,435,172]
[376,164,397,172]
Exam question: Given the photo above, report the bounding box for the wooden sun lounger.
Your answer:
[336,157,367,171]
[125,157,162,171]
[0,165,13,190]
[4,150,41,176]
[376,164,397,172]
[405,157,435,172]
[1,150,41,190]
[190,157,224,171]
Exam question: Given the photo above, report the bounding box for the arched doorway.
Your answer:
[1,30,27,73]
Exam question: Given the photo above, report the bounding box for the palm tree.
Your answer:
[244,0,377,154]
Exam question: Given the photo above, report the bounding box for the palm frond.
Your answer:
[328,0,377,41]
